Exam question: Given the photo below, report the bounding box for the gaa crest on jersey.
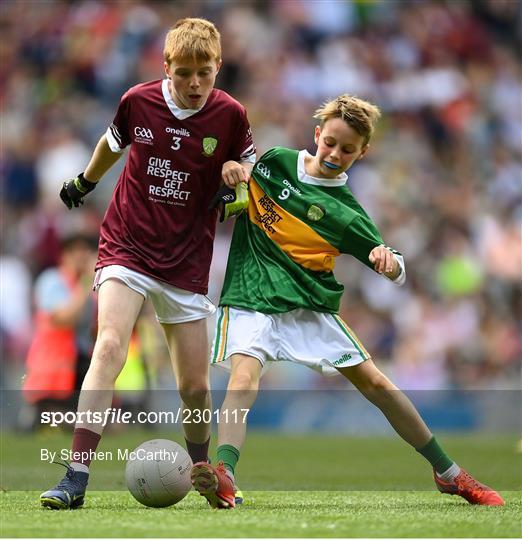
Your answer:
[202,137,218,156]
[134,126,154,145]
[307,204,325,221]
[256,163,270,179]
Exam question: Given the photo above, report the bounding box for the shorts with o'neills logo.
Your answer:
[210,306,370,376]
[94,265,215,324]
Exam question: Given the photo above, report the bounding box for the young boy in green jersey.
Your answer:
[191,95,504,509]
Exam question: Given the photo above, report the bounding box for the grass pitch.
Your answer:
[1,431,521,537]
[2,490,521,538]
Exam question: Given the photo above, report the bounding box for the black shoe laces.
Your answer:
[52,459,88,492]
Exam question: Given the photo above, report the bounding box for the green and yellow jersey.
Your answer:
[220,147,396,314]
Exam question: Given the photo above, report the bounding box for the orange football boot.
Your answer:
[434,468,504,506]
[191,461,236,509]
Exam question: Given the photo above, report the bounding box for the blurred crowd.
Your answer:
[1,0,521,394]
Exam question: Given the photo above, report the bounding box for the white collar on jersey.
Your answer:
[297,150,348,187]
[162,79,205,120]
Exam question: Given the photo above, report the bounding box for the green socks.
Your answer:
[217,444,240,475]
[416,436,454,474]
[218,437,453,477]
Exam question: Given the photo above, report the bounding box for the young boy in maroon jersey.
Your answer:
[40,18,255,510]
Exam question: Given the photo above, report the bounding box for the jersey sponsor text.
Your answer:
[147,157,190,202]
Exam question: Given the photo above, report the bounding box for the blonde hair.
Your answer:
[164,18,221,66]
[313,95,381,146]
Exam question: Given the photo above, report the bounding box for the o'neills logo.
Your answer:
[166,127,190,137]
[332,353,352,366]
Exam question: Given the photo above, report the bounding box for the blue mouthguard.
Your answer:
[323,161,339,170]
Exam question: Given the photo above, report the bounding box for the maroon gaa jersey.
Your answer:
[97,79,256,294]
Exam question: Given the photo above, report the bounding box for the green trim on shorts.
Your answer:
[212,307,229,364]
[222,306,229,363]
[212,308,225,363]
[331,314,367,359]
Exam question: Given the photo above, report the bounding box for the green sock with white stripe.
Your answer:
[217,444,240,475]
[416,436,454,475]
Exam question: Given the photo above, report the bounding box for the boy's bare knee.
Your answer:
[357,374,397,405]
[90,329,127,377]
[178,381,210,406]
[368,373,392,390]
[96,329,124,360]
[229,371,258,392]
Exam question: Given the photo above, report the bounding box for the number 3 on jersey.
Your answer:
[171,137,181,151]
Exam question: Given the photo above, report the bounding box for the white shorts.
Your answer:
[210,306,370,376]
[93,265,215,324]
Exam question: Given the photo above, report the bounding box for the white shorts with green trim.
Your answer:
[210,306,370,376]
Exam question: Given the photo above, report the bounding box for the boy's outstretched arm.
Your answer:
[83,134,123,182]
[369,245,405,284]
[60,135,122,209]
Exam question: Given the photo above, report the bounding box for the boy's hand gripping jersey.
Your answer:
[209,183,249,222]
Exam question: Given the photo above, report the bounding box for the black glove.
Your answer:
[60,173,97,209]
[208,183,249,222]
